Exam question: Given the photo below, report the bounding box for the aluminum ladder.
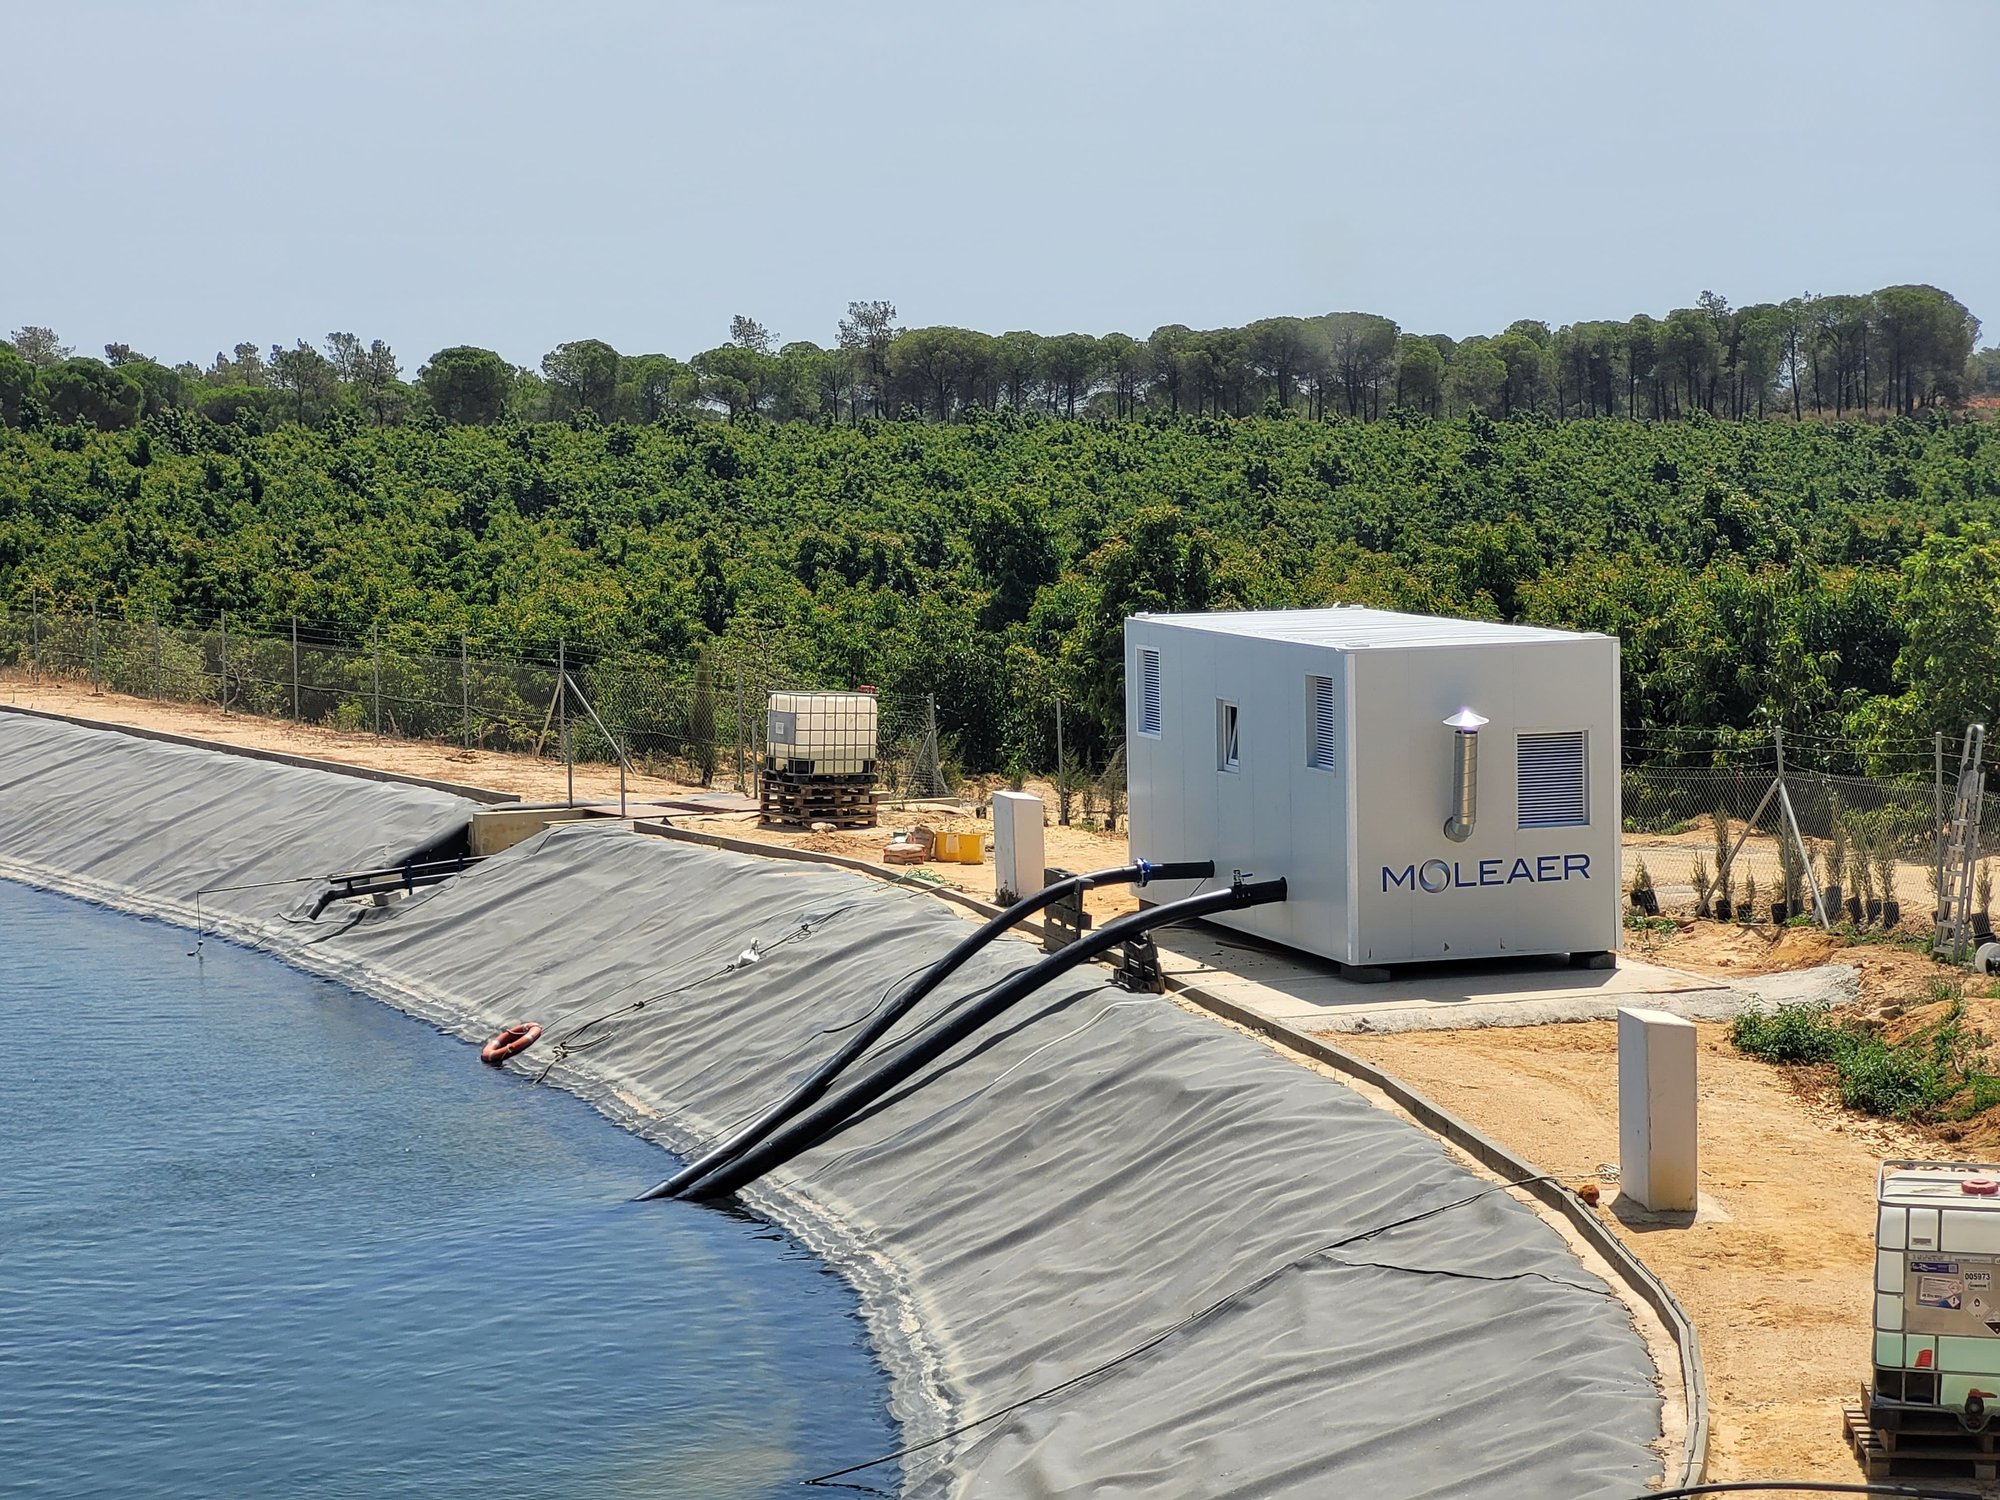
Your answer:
[1934,723,1987,961]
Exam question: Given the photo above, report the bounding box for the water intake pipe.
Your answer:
[635,857,1214,1202]
[671,872,1287,1203]
[1442,707,1488,843]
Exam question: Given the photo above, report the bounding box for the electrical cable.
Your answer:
[802,1173,1554,1487]
[531,902,864,1083]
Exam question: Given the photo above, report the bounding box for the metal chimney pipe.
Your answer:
[1443,708,1488,843]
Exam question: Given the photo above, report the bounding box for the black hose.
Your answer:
[636,858,1212,1201]
[1617,1484,1975,1499]
[674,874,1286,1202]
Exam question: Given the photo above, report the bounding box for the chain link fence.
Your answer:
[1622,730,1998,933]
[0,604,947,801]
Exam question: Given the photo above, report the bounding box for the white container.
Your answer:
[1617,1008,1697,1212]
[992,790,1047,904]
[1125,607,1622,967]
[766,691,878,776]
[1872,1160,2000,1416]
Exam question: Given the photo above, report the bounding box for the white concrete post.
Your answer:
[1617,1007,1698,1212]
[992,791,1047,904]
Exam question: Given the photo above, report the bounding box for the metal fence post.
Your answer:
[290,617,300,722]
[90,605,100,694]
[558,639,571,806]
[734,661,746,793]
[218,612,228,711]
[153,610,163,699]
[29,600,38,679]
[461,633,471,748]
[1055,696,1067,825]
[1937,731,1948,921]
[924,693,941,796]
[372,622,382,736]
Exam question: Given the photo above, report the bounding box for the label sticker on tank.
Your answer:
[1920,1276,1966,1310]
[1914,1261,1961,1274]
[1970,1272,1993,1291]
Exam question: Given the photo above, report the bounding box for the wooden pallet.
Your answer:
[1848,1396,2000,1484]
[759,772,880,830]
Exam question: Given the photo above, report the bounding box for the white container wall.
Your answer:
[1125,608,1622,966]
[767,691,879,775]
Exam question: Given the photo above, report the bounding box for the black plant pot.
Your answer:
[1884,900,1902,928]
[1632,890,1659,916]
[1714,898,1734,922]
[1823,884,1842,915]
[1771,901,1790,925]
[1976,912,1995,944]
[1867,898,1883,923]
[1847,896,1864,924]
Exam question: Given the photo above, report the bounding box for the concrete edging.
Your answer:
[636,816,1710,1489]
[0,704,521,804]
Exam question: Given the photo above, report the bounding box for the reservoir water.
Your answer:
[0,880,898,1498]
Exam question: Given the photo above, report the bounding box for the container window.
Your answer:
[1217,700,1239,772]
[1306,675,1336,771]
[1518,731,1588,828]
[1138,649,1162,737]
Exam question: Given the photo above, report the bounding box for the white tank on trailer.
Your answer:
[766,691,878,776]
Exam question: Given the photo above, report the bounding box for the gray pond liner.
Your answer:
[0,712,1668,1497]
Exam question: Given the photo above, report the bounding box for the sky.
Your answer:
[5,0,1996,373]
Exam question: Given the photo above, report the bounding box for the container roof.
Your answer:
[1130,607,1606,649]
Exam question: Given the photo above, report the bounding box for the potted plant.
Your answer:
[1742,870,1759,925]
[1629,856,1658,917]
[1691,852,1712,920]
[1847,852,1867,925]
[1775,833,1803,925]
[1878,840,1900,929]
[1978,860,1995,943]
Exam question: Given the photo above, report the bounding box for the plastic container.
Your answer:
[766,692,878,777]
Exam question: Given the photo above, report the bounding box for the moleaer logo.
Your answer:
[1383,855,1591,894]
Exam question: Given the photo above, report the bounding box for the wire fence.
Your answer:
[0,605,947,802]
[1621,729,1999,935]
[3,602,1993,932]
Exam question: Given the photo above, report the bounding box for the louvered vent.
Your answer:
[1518,731,1588,828]
[1138,648,1162,736]
[1306,675,1337,770]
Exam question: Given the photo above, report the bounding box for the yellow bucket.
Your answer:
[935,830,984,864]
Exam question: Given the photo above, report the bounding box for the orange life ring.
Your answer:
[481,1022,542,1066]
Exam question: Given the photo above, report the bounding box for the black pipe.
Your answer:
[671,874,1286,1202]
[636,858,1214,1202]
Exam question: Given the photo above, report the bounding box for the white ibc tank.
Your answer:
[1873,1159,2000,1416]
[767,691,879,776]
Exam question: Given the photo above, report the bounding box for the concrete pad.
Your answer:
[1155,921,1749,1034]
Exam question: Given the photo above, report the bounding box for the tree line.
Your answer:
[2,283,1989,438]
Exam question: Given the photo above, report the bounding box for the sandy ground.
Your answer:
[1337,1020,1929,1486]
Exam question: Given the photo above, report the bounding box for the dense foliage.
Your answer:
[6,400,2000,775]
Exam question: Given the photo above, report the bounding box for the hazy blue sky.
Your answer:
[6,1,1995,371]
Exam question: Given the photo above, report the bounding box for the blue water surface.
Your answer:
[0,880,899,1499]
